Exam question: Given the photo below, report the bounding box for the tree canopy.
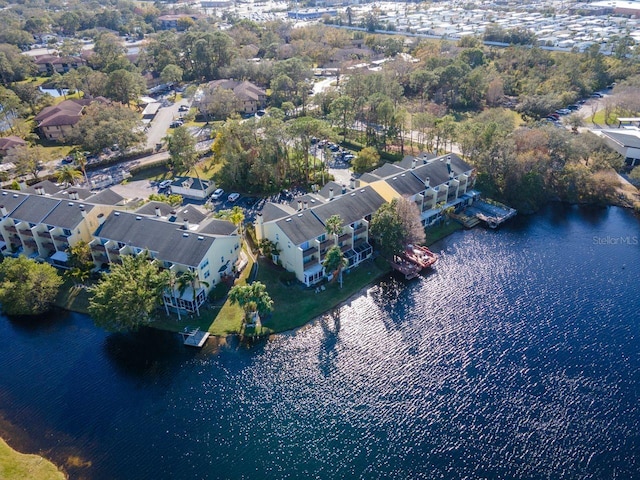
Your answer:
[0,256,62,316]
[88,252,169,332]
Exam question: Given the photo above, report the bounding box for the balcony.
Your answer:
[303,257,319,271]
[91,244,107,253]
[37,231,52,239]
[19,229,33,237]
[108,248,121,256]
[23,238,37,248]
[318,238,333,250]
[53,234,69,242]
[93,253,109,263]
[5,225,17,234]
[339,232,351,242]
[302,245,318,256]
[353,225,367,236]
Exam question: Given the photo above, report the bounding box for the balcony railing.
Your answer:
[19,229,33,237]
[53,234,69,242]
[303,258,318,271]
[302,245,318,256]
[91,244,107,252]
[353,225,367,236]
[37,231,51,239]
[108,248,120,256]
[5,225,17,233]
[318,238,333,250]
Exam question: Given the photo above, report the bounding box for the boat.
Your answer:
[404,244,438,269]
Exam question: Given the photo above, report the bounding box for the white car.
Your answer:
[227,192,240,202]
[211,188,224,200]
[159,180,172,189]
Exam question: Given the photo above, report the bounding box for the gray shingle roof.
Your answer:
[43,200,95,229]
[9,195,61,224]
[601,130,640,149]
[85,188,124,206]
[369,163,405,178]
[384,172,427,197]
[274,186,386,246]
[261,203,293,222]
[23,180,61,196]
[312,186,386,226]
[0,190,28,215]
[198,218,238,236]
[275,210,326,246]
[95,211,216,267]
[317,181,345,199]
[52,187,94,200]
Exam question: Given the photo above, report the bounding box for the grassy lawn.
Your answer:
[424,221,463,245]
[0,437,65,480]
[587,110,617,126]
[252,256,390,335]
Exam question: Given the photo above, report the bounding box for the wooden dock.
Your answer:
[180,327,210,348]
[464,199,517,228]
[390,255,422,280]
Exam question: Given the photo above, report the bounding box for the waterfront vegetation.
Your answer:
[0,438,64,480]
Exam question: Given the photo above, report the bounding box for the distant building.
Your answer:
[597,127,640,166]
[0,136,27,157]
[200,79,266,115]
[168,176,217,200]
[157,14,201,30]
[34,98,108,142]
[33,54,87,76]
[287,8,338,20]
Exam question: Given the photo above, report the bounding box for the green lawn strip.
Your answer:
[587,110,617,126]
[424,221,463,246]
[254,256,390,335]
[0,437,65,480]
[53,275,92,314]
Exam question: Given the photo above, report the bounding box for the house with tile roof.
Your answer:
[0,136,27,157]
[33,54,87,75]
[34,98,107,142]
[255,186,385,286]
[200,79,266,115]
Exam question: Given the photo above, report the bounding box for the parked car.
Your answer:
[178,105,189,112]
[555,109,571,115]
[567,104,580,111]
[548,113,560,120]
[61,156,74,164]
[590,92,604,98]
[211,188,224,200]
[170,120,183,128]
[227,192,240,202]
[159,180,172,189]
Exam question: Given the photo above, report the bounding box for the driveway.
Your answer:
[145,97,192,150]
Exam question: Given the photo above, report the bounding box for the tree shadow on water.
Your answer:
[318,308,341,377]
[103,327,192,382]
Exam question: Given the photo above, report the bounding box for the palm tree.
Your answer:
[323,245,348,288]
[177,269,209,316]
[228,282,274,324]
[56,164,83,187]
[325,214,343,246]
[164,270,181,321]
[217,206,245,237]
[73,151,90,187]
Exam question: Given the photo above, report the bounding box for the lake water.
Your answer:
[1,204,639,479]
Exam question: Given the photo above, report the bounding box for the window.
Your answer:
[29,223,36,228]
[275,234,279,241]
[204,270,210,279]
[235,243,239,250]
[63,229,72,236]
[200,259,209,269]
[301,241,309,250]
[317,234,326,242]
[221,256,224,263]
